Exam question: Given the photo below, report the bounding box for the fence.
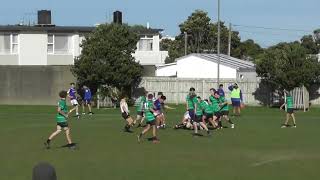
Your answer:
[288,86,309,111]
[139,77,310,110]
[139,77,262,105]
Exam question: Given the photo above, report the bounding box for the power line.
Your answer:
[234,29,306,38]
[233,24,313,33]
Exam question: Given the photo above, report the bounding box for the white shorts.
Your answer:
[184,111,191,120]
[70,99,78,106]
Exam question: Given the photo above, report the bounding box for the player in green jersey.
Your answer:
[134,91,147,127]
[137,94,159,143]
[44,90,75,149]
[202,99,218,129]
[280,93,296,128]
[211,91,222,129]
[219,96,235,129]
[186,87,198,124]
[193,96,211,136]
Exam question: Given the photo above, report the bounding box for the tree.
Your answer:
[161,10,253,63]
[71,23,143,97]
[234,39,264,62]
[160,38,184,64]
[256,42,320,91]
[300,35,318,54]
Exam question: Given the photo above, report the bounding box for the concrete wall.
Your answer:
[0,55,18,65]
[47,55,74,65]
[0,66,75,105]
[19,33,47,65]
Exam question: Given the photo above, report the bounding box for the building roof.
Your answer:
[176,53,255,70]
[0,25,163,35]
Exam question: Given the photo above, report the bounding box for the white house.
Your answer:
[0,11,168,66]
[156,53,256,80]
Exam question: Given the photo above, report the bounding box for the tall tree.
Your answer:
[71,23,143,97]
[161,10,250,63]
[256,42,320,91]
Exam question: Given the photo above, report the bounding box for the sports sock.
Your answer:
[46,139,51,144]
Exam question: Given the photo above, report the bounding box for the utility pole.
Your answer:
[217,0,221,85]
[184,31,188,56]
[228,23,232,57]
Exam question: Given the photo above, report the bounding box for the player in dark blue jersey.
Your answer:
[81,85,93,115]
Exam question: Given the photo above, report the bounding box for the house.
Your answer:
[156,53,256,80]
[0,10,168,66]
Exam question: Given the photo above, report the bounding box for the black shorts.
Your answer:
[146,120,156,125]
[137,111,144,116]
[122,112,130,120]
[221,111,229,116]
[195,115,203,123]
[287,108,294,114]
[204,113,213,119]
[57,122,68,128]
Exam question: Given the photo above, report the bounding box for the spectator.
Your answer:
[228,83,243,116]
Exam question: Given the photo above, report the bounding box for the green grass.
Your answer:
[1,105,319,180]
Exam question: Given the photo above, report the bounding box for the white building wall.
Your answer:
[19,33,47,65]
[156,64,177,76]
[133,34,168,65]
[177,56,237,78]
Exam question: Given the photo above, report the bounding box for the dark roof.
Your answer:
[0,25,94,33]
[176,53,256,70]
[0,25,163,35]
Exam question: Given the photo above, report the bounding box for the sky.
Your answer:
[0,0,319,47]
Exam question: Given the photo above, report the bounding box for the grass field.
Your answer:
[1,105,319,180]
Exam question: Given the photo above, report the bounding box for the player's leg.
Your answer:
[125,116,134,132]
[152,122,159,142]
[193,120,198,135]
[160,114,166,128]
[282,113,291,128]
[45,125,62,149]
[223,114,234,128]
[87,101,93,114]
[64,127,73,145]
[291,112,296,128]
[82,102,85,115]
[137,123,151,142]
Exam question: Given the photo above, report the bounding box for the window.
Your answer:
[0,34,18,54]
[47,34,71,54]
[138,38,153,51]
[11,34,18,53]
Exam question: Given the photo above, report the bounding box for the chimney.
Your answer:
[37,10,52,25]
[113,11,122,24]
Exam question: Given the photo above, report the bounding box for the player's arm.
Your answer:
[164,105,175,110]
[186,99,189,110]
[57,106,68,118]
[280,103,285,110]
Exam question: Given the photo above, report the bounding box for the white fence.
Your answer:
[140,77,261,105]
[139,77,310,110]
